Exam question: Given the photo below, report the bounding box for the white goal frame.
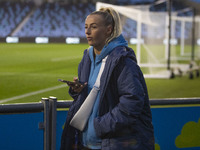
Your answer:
[96,2,200,78]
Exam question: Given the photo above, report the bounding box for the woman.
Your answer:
[60,7,155,150]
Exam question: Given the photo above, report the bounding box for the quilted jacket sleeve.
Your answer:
[68,49,88,100]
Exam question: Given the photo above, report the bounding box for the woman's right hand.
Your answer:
[67,77,87,93]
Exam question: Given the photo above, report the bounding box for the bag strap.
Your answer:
[94,56,108,88]
[70,55,108,131]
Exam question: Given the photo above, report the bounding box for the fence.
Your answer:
[0,97,200,150]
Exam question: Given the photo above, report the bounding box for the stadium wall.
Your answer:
[0,37,88,43]
[0,37,194,45]
[0,98,200,150]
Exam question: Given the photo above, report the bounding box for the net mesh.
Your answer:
[96,2,200,78]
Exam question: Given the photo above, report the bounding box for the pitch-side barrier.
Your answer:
[0,97,200,150]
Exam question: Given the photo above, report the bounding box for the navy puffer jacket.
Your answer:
[60,46,155,150]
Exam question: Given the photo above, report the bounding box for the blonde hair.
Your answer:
[89,7,122,44]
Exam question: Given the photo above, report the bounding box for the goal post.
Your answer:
[96,2,200,78]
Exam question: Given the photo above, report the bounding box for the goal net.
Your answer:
[96,2,200,78]
[170,9,200,76]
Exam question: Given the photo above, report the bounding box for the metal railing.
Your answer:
[0,97,200,150]
[150,97,200,105]
[0,97,72,150]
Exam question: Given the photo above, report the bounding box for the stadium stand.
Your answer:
[115,0,154,5]
[0,0,197,39]
[122,19,137,38]
[0,1,34,37]
[14,2,95,37]
[0,1,152,39]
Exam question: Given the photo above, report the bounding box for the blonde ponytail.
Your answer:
[99,7,122,43]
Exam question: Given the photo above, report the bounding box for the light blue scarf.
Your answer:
[82,35,128,149]
[87,34,128,92]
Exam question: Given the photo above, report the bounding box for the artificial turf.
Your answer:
[0,43,199,104]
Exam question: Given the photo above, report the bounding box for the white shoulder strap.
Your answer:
[70,55,108,131]
[94,56,108,88]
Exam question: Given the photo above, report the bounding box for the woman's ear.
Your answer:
[106,25,113,36]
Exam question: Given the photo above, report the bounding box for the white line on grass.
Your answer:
[51,56,81,62]
[0,84,67,104]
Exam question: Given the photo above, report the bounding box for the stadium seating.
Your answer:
[122,19,137,38]
[0,1,194,39]
[0,1,145,38]
[14,2,95,38]
[116,0,154,5]
[0,1,34,37]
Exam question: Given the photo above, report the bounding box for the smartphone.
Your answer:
[58,79,75,86]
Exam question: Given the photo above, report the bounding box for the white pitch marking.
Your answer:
[51,56,81,62]
[0,84,67,104]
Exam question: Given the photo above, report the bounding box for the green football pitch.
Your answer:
[0,43,200,104]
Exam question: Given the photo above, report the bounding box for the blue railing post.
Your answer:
[49,96,57,150]
[41,97,50,150]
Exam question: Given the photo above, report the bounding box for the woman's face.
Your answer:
[85,14,112,51]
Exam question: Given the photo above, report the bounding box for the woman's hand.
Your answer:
[67,77,87,93]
